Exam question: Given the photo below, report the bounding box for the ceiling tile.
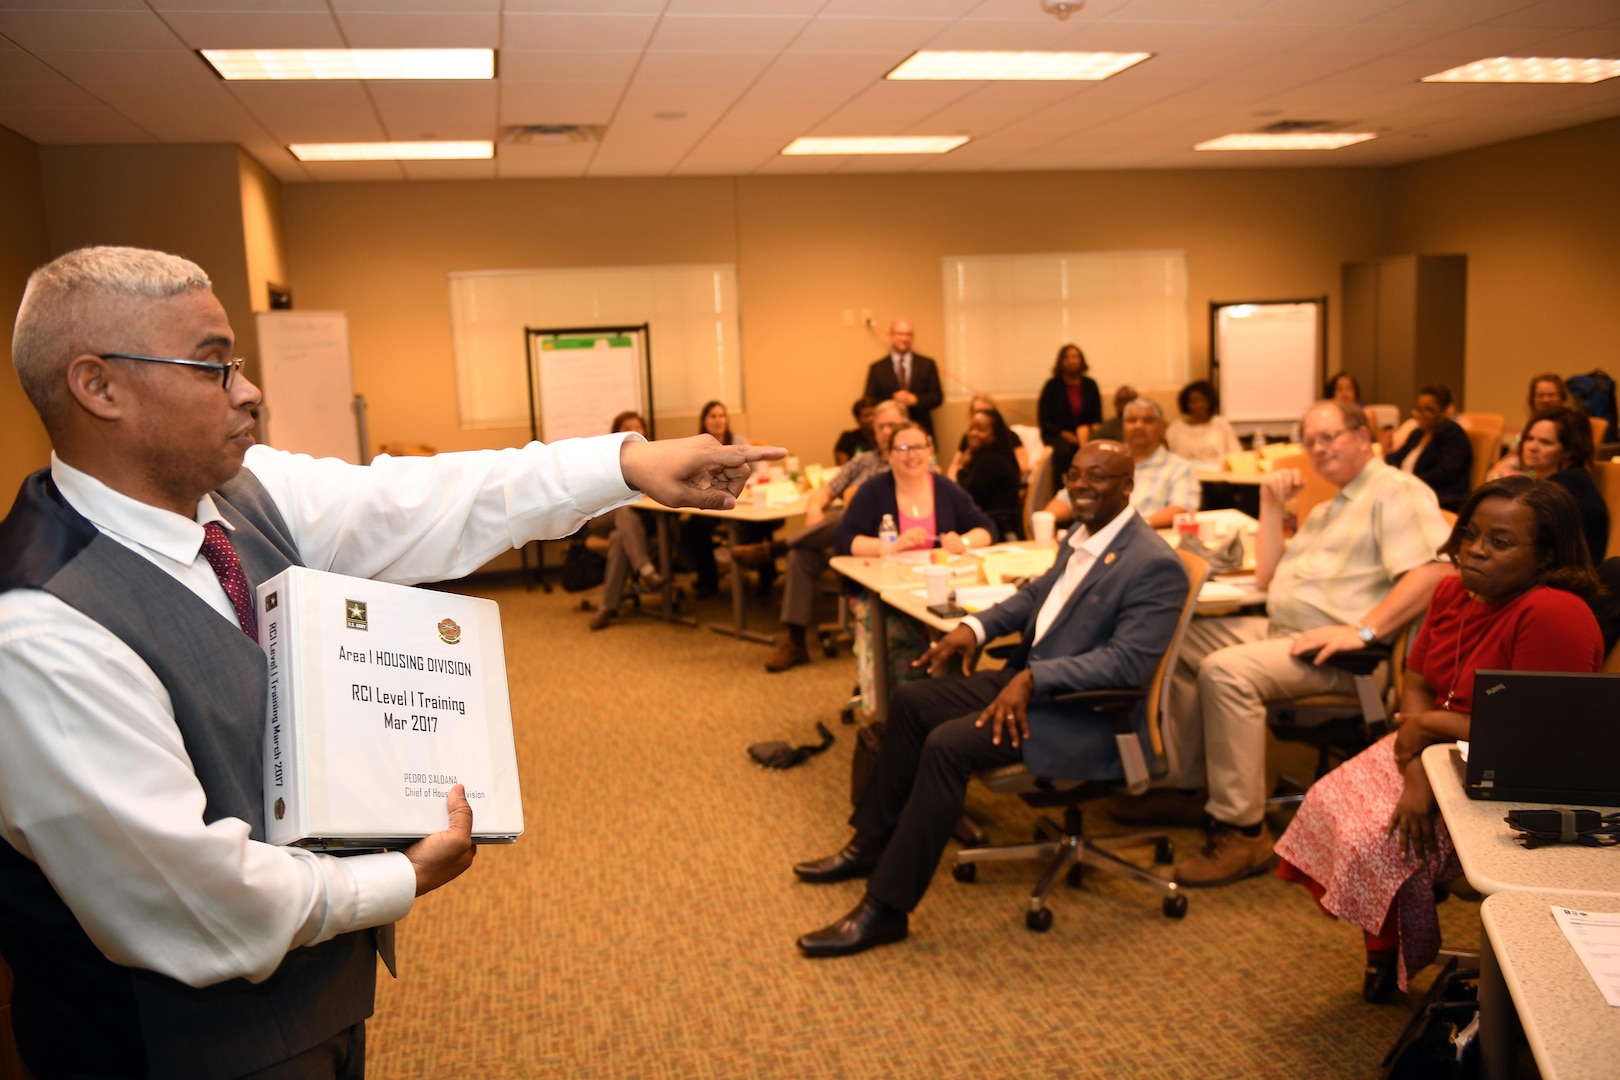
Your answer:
[1364,0,1534,28]
[1520,27,1620,54]
[334,12,499,48]
[501,13,659,51]
[963,0,1135,16]
[367,79,499,109]
[617,80,749,113]
[0,104,153,143]
[330,0,497,11]
[377,105,495,141]
[493,140,593,177]
[633,50,777,82]
[5,0,145,9]
[0,47,67,83]
[503,0,663,12]
[647,14,809,52]
[296,160,406,181]
[1111,0,1274,19]
[399,157,497,180]
[667,0,823,13]
[160,11,345,49]
[499,50,640,82]
[926,17,1110,50]
[818,0,979,15]
[31,48,220,86]
[0,10,183,51]
[499,81,623,124]
[1232,0,1407,23]
[151,1,329,11]
[228,81,386,141]
[787,17,956,55]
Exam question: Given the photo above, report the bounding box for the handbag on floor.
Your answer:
[1379,957,1480,1080]
[560,540,606,592]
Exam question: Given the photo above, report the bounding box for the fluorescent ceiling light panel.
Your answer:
[887,50,1151,81]
[1194,132,1377,151]
[781,136,969,156]
[289,141,494,161]
[1420,56,1620,84]
[202,49,494,81]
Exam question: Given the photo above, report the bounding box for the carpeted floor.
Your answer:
[369,576,1481,1078]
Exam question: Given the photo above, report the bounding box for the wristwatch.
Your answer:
[1355,623,1377,645]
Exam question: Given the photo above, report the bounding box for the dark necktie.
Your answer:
[896,354,910,389]
[200,521,259,643]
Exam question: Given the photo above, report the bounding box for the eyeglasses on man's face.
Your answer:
[1301,428,1348,451]
[1065,466,1132,487]
[100,353,244,390]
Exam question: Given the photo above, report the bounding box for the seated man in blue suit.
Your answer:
[793,441,1189,957]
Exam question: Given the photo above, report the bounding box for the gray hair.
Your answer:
[1311,399,1370,435]
[1122,397,1164,422]
[872,398,907,422]
[12,246,211,428]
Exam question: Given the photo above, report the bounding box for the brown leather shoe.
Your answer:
[731,541,772,569]
[1110,787,1208,827]
[1174,821,1275,887]
[588,608,616,631]
[765,641,810,672]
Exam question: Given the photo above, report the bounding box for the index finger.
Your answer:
[735,444,787,463]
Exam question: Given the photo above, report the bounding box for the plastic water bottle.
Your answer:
[878,513,899,562]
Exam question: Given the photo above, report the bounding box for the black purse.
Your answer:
[1379,957,1480,1080]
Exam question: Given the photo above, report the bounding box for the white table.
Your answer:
[1423,743,1620,1078]
[639,491,808,645]
[1479,890,1620,1080]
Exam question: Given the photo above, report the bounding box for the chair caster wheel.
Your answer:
[1026,908,1053,932]
[952,862,977,883]
[1163,894,1188,919]
[1065,864,1083,889]
[839,706,855,726]
[823,645,839,658]
[578,599,594,612]
[1154,838,1174,865]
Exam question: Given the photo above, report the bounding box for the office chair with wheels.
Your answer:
[951,549,1209,931]
[1263,620,1416,818]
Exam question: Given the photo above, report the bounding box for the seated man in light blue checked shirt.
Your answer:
[1045,397,1200,528]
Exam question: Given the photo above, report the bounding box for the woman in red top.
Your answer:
[1274,476,1604,1002]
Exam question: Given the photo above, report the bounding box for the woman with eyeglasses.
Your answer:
[1274,477,1603,1004]
[1386,383,1472,511]
[835,422,996,705]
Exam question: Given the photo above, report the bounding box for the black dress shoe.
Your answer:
[793,840,882,884]
[797,895,908,958]
[1363,950,1399,1004]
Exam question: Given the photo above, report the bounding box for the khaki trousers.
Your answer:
[1167,616,1355,827]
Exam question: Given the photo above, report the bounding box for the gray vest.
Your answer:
[0,469,378,1079]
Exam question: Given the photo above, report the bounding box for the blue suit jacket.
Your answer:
[974,511,1187,781]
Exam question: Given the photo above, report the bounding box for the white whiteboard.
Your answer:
[449,265,741,430]
[941,250,1189,397]
[530,330,647,442]
[1213,302,1322,423]
[254,311,359,462]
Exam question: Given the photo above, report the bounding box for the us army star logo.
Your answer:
[346,599,368,631]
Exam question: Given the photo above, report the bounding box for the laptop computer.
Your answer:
[1464,670,1620,805]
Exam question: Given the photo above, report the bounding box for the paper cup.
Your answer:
[1031,511,1055,545]
[923,564,951,606]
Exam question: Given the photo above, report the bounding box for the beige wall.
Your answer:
[239,150,288,315]
[40,144,263,371]
[1390,116,1620,424]
[0,125,51,512]
[283,167,1389,464]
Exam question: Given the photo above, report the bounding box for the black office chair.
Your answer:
[950,549,1209,931]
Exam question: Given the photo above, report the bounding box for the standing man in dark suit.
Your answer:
[863,317,943,437]
[792,441,1188,956]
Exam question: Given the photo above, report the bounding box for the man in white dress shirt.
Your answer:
[0,246,780,1078]
[791,442,1187,957]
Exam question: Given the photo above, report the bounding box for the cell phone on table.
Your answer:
[927,602,969,618]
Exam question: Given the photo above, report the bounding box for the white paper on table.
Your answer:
[1198,581,1252,604]
[1550,906,1620,1007]
[1457,740,1469,762]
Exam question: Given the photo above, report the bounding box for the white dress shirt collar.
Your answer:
[51,452,227,567]
[1063,502,1137,559]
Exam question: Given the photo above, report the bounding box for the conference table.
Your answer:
[638,487,809,645]
[832,512,1264,724]
[1422,743,1620,1078]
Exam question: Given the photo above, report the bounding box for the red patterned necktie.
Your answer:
[200,521,259,644]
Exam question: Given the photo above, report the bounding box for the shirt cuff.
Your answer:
[332,851,416,936]
[555,432,641,509]
[961,615,987,646]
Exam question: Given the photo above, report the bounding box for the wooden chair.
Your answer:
[1593,461,1620,561]
[1267,452,1339,523]
[1455,413,1505,492]
[1021,446,1055,540]
[1592,414,1612,452]
[951,549,1209,930]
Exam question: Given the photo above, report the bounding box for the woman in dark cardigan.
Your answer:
[1521,404,1610,562]
[1037,343,1101,481]
[949,408,1025,540]
[836,422,997,556]
[1387,383,1472,511]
